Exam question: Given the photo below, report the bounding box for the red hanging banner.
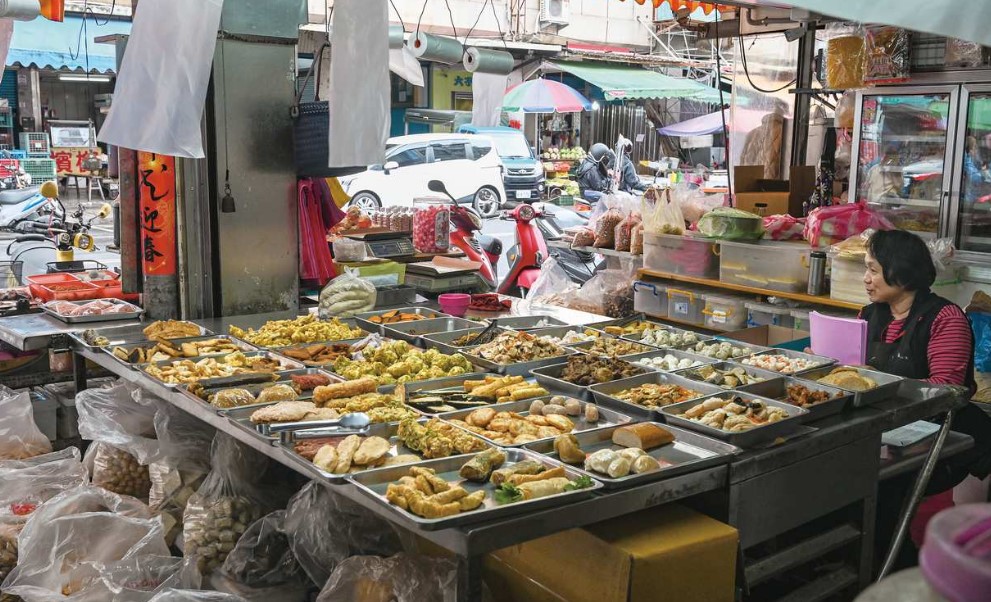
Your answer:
[137,152,177,277]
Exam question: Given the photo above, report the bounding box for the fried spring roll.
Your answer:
[458,448,507,482]
[517,477,572,500]
[312,377,378,406]
[489,460,544,486]
[507,466,566,486]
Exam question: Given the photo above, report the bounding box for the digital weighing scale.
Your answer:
[344,230,414,259]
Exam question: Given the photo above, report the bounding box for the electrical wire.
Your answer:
[389,0,406,32]
[737,34,797,94]
[415,0,429,39]
[714,13,732,201]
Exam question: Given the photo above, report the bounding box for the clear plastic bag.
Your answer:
[804,202,895,248]
[331,238,367,263]
[182,434,272,575]
[84,442,153,501]
[315,553,457,602]
[283,482,402,588]
[834,91,856,130]
[762,214,807,241]
[697,207,765,240]
[318,268,377,319]
[0,386,52,460]
[642,187,685,235]
[522,257,579,311]
[220,511,304,588]
[76,381,160,465]
[0,516,24,590]
[99,556,201,602]
[863,26,910,85]
[825,22,865,89]
[570,227,594,249]
[147,590,247,602]
[630,223,644,255]
[946,38,984,68]
[613,212,641,253]
[593,207,624,249]
[150,406,215,545]
[0,447,88,519]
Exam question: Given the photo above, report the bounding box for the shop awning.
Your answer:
[7,16,130,73]
[548,61,721,103]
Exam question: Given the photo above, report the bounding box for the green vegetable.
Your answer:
[563,475,594,492]
[494,483,524,505]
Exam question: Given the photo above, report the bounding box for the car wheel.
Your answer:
[350,191,381,212]
[473,186,500,218]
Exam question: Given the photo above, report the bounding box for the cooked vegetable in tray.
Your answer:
[611,382,704,409]
[405,375,548,414]
[397,417,489,459]
[468,331,569,364]
[331,340,474,385]
[230,315,363,347]
[579,337,653,358]
[681,364,767,389]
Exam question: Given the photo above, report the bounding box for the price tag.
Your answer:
[635,134,645,143]
[674,302,688,315]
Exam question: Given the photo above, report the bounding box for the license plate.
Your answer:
[515,190,532,199]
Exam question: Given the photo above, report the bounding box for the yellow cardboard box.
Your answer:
[486,504,738,602]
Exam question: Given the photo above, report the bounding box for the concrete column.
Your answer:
[15,67,41,131]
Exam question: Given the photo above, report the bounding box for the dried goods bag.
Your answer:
[0,447,88,519]
[630,223,644,255]
[315,553,457,602]
[825,23,865,89]
[592,207,624,249]
[863,26,910,85]
[98,556,201,602]
[521,257,579,313]
[318,268,376,319]
[570,227,594,249]
[283,482,402,588]
[613,212,641,253]
[220,511,304,589]
[803,202,895,248]
[0,386,51,460]
[641,187,685,235]
[182,434,273,575]
[945,38,984,68]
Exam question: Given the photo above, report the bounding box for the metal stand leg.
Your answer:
[72,352,88,394]
[456,555,483,602]
[876,410,955,580]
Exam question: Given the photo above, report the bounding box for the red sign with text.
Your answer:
[137,152,177,277]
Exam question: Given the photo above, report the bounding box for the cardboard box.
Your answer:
[734,165,816,217]
[486,504,738,602]
[724,324,811,352]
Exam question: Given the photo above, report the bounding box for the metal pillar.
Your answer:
[790,23,817,168]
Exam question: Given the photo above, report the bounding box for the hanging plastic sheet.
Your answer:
[389,47,424,88]
[471,72,508,127]
[326,0,389,169]
[97,0,223,158]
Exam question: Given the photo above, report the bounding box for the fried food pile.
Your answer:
[385,466,488,519]
[202,383,300,409]
[678,396,788,432]
[112,337,244,364]
[143,352,282,385]
[613,382,702,409]
[447,406,575,446]
[469,331,568,365]
[331,340,473,385]
[559,355,644,386]
[581,337,653,358]
[397,417,487,459]
[229,315,363,347]
[310,434,419,475]
[784,383,836,408]
[279,343,353,365]
[816,367,879,391]
[249,401,341,424]
[143,320,201,340]
[367,310,441,324]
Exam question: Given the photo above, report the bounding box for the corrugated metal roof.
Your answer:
[8,15,131,73]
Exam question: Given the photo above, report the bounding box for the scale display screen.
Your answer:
[367,238,414,258]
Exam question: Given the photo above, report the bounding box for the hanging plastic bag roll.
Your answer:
[388,24,405,50]
[0,0,41,21]
[407,31,464,64]
[97,0,223,158]
[463,48,514,75]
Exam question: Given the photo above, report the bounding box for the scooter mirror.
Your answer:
[39,181,59,199]
[427,180,457,203]
[97,203,113,219]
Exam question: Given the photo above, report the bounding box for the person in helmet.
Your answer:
[575,143,615,201]
[618,139,647,194]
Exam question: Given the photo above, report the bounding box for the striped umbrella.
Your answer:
[502,79,592,113]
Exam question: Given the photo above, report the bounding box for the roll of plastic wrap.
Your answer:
[0,0,41,20]
[408,31,463,65]
[389,25,405,49]
[463,47,514,75]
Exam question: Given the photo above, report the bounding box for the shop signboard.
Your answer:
[51,148,93,176]
[137,152,177,277]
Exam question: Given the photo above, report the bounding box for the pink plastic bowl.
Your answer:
[438,293,471,317]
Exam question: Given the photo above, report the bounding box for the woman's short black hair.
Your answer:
[867,229,936,291]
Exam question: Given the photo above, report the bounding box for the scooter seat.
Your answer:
[0,188,39,206]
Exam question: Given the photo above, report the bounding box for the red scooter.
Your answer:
[428,180,545,296]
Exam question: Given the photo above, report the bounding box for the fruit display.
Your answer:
[413,200,450,254]
[468,331,569,364]
[636,354,705,372]
[541,146,586,161]
[742,353,825,375]
[330,340,473,385]
[691,341,755,360]
[229,315,364,348]
[545,178,580,197]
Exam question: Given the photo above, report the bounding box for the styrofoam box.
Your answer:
[720,240,811,293]
[633,281,667,317]
[745,301,796,328]
[702,294,748,331]
[643,232,720,278]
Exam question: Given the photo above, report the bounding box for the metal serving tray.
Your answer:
[618,324,708,349]
[240,317,369,349]
[486,315,567,331]
[354,307,451,335]
[438,396,635,447]
[523,422,739,489]
[674,361,782,389]
[628,348,715,373]
[177,368,341,413]
[140,351,305,389]
[269,338,365,367]
[660,392,810,448]
[527,325,605,346]
[420,327,511,356]
[738,376,853,420]
[382,317,483,344]
[278,419,492,484]
[225,395,421,440]
[588,371,726,420]
[792,365,904,407]
[348,448,603,530]
[531,361,649,401]
[739,348,837,376]
[684,340,770,361]
[42,299,144,324]
[401,373,514,415]
[103,335,258,371]
[568,334,658,359]
[79,322,213,348]
[464,344,577,377]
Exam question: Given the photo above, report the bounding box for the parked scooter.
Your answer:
[428,180,501,291]
[0,184,65,234]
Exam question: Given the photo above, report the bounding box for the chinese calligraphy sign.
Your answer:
[137,152,177,276]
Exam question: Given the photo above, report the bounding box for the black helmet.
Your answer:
[589,143,611,163]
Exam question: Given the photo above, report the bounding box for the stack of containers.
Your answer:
[632,281,667,318]
[702,294,749,331]
[745,302,796,328]
[720,240,811,293]
[666,286,706,326]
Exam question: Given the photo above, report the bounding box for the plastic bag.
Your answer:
[641,187,685,235]
[315,553,457,602]
[521,257,579,312]
[318,268,376,319]
[2,487,168,602]
[593,207,624,248]
[571,262,638,319]
[804,202,895,248]
[613,212,641,253]
[697,207,764,240]
[99,556,201,602]
[825,22,865,89]
[283,482,402,588]
[570,227,594,249]
[946,38,984,68]
[147,590,247,602]
[183,434,272,575]
[630,223,644,255]
[0,447,88,519]
[220,511,304,588]
[84,442,153,501]
[150,406,215,545]
[762,214,807,241]
[835,91,856,129]
[0,386,51,460]
[331,237,367,263]
[863,26,910,84]
[970,311,991,373]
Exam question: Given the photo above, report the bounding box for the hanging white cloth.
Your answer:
[471,72,507,127]
[97,0,223,158]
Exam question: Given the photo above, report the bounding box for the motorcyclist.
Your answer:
[618,139,647,194]
[575,143,615,202]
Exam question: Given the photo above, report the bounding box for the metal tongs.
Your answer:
[608,312,646,330]
[257,412,371,444]
[470,320,502,346]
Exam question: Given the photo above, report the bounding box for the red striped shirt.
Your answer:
[884,305,973,388]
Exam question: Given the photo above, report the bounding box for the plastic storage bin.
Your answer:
[30,390,58,442]
[720,240,811,293]
[745,302,796,328]
[829,255,870,305]
[644,233,720,278]
[633,281,667,317]
[702,294,748,331]
[666,287,705,326]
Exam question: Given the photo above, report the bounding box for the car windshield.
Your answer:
[490,133,532,159]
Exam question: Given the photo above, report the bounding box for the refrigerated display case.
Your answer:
[850,86,958,238]
[950,85,991,253]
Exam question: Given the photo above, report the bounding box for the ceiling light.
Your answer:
[58,74,111,83]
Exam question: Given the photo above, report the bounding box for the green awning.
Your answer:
[550,61,721,103]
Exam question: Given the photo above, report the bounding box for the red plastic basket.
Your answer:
[26,273,102,301]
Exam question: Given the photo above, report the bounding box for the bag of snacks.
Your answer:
[762,214,807,241]
[630,222,644,255]
[0,386,52,460]
[183,434,272,575]
[863,26,910,85]
[315,553,457,602]
[77,382,161,500]
[98,555,202,601]
[150,406,215,545]
[804,202,895,248]
[283,482,402,588]
[614,212,641,253]
[570,227,594,249]
[521,257,579,313]
[641,187,685,235]
[220,510,305,589]
[834,90,856,130]
[591,203,624,249]
[318,267,376,319]
[825,22,865,89]
[946,37,984,68]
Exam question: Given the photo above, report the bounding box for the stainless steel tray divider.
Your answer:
[382,317,484,344]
